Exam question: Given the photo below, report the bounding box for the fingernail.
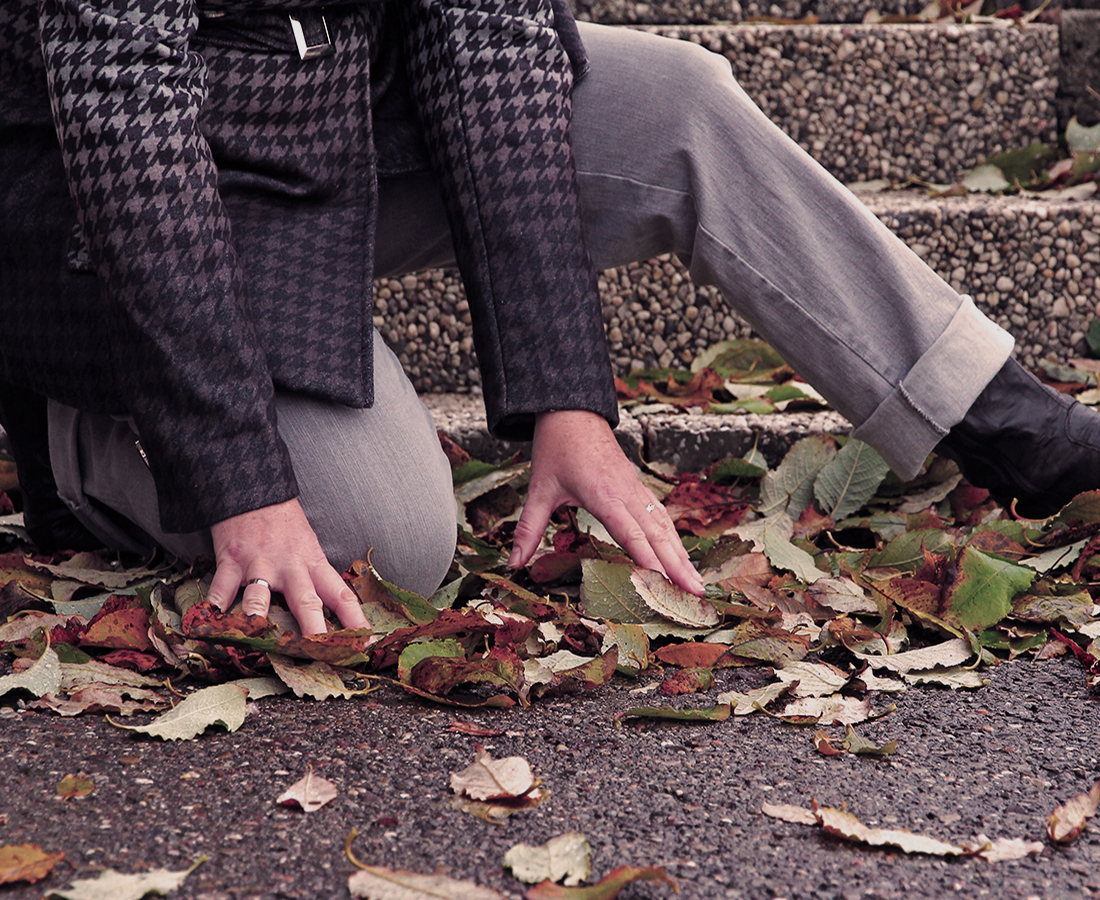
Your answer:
[506,550,520,570]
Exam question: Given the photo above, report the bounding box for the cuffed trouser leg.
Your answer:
[48,330,457,598]
[569,23,1014,478]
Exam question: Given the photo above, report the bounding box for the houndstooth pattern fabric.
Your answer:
[1,0,611,532]
[400,0,617,440]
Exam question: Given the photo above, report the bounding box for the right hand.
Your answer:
[205,498,368,636]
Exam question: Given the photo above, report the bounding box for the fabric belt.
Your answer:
[195,8,335,59]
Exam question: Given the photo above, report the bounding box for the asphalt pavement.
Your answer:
[1,656,1099,900]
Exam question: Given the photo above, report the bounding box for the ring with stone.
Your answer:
[247,578,271,590]
[645,503,656,513]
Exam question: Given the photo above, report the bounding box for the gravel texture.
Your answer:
[651,23,1059,187]
[1,657,1098,900]
[569,0,929,25]
[383,198,1100,395]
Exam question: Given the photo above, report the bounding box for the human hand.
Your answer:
[509,410,705,595]
[205,498,369,636]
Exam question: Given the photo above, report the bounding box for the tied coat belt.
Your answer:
[0,0,617,532]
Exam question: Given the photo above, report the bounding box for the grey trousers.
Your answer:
[50,23,1014,593]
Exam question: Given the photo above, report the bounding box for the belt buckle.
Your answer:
[289,13,332,60]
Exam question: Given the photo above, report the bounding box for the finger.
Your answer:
[638,503,706,595]
[241,578,273,618]
[508,485,561,570]
[207,559,244,613]
[282,568,328,636]
[313,564,369,630]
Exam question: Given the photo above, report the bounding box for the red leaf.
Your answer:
[80,595,154,652]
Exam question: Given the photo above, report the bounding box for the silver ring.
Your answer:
[246,578,271,590]
[645,503,656,513]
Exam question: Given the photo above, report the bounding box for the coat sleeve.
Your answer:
[399,0,618,442]
[38,0,298,533]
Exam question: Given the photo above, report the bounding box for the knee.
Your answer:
[316,450,458,600]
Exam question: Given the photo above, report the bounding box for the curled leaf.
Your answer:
[0,844,64,885]
[276,764,338,813]
[349,867,506,899]
[524,865,677,900]
[503,833,592,886]
[450,746,536,801]
[1048,779,1100,843]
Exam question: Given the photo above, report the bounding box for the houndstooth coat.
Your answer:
[0,0,616,532]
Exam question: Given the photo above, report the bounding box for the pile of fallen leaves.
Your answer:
[4,343,1100,895]
[1,350,1099,735]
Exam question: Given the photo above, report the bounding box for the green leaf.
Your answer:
[502,833,592,886]
[758,435,834,517]
[813,440,890,520]
[1087,319,1100,358]
[707,398,777,415]
[759,515,826,584]
[765,384,812,402]
[867,528,955,572]
[984,141,1058,185]
[112,683,248,741]
[690,338,789,382]
[614,704,731,725]
[1067,116,1100,153]
[398,639,465,684]
[579,559,656,624]
[941,547,1035,632]
[0,646,61,700]
[45,858,203,900]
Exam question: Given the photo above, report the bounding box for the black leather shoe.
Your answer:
[935,359,1100,518]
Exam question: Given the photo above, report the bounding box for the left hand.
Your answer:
[508,410,705,595]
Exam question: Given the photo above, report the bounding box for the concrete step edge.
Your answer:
[425,392,853,472]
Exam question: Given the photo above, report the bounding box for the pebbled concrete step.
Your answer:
[382,194,1100,396]
[424,392,853,470]
[571,0,926,25]
[648,22,1059,186]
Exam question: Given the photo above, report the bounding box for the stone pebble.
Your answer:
[649,23,1059,187]
[378,201,1100,394]
[569,0,928,25]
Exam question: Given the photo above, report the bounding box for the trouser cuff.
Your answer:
[851,296,1014,480]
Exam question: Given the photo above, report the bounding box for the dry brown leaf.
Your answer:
[450,746,536,801]
[814,803,964,856]
[276,764,338,813]
[852,638,971,674]
[962,834,1045,862]
[776,660,850,697]
[630,568,719,627]
[0,844,64,885]
[55,773,93,801]
[348,867,506,899]
[779,695,876,725]
[761,801,817,825]
[1048,779,1100,843]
